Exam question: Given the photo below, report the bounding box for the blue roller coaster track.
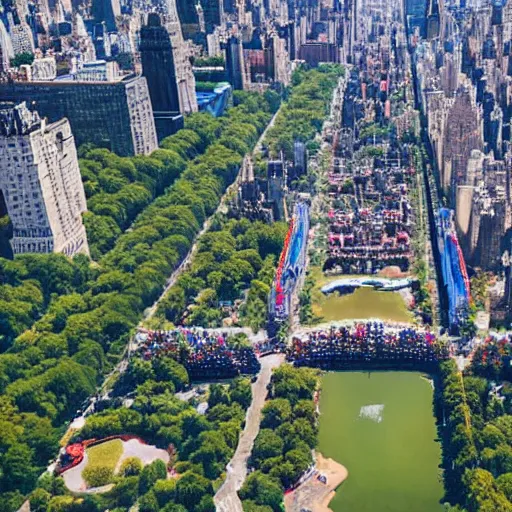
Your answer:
[437,208,470,330]
[270,202,310,321]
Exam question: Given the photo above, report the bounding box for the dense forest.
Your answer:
[0,90,278,511]
[239,365,319,511]
[0,65,345,511]
[438,338,512,512]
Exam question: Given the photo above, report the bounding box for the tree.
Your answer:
[292,418,317,449]
[153,357,189,391]
[293,400,316,424]
[107,476,139,507]
[463,468,512,512]
[11,52,34,67]
[29,488,51,512]
[175,471,213,510]
[119,457,143,477]
[481,425,507,451]
[261,399,292,429]
[2,443,37,493]
[268,461,297,488]
[139,491,160,512]
[191,430,231,479]
[196,495,216,512]
[230,377,252,409]
[208,384,231,407]
[252,430,284,466]
[497,473,512,502]
[161,505,187,512]
[139,460,168,494]
[129,359,156,387]
[238,471,283,511]
[153,479,177,508]
[284,448,311,479]
[242,501,273,512]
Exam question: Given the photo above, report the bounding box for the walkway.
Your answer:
[214,353,285,512]
[143,106,281,321]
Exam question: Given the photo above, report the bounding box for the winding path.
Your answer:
[214,354,285,512]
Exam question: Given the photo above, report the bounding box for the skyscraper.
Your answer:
[176,0,199,25]
[140,13,184,141]
[91,0,120,32]
[226,35,245,90]
[0,103,89,256]
[200,0,221,34]
[165,0,199,114]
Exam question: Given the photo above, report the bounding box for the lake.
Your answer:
[318,371,444,512]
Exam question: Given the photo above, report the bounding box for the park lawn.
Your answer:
[83,439,124,488]
[308,267,413,324]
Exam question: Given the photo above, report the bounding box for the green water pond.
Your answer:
[318,371,444,512]
[308,268,413,324]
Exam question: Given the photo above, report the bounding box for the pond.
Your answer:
[318,371,444,512]
[308,268,413,324]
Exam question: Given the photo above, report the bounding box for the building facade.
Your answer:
[140,13,184,142]
[0,74,158,156]
[0,103,89,256]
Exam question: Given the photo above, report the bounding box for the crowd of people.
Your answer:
[288,322,449,368]
[138,328,260,379]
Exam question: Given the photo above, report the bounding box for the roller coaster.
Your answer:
[437,208,471,332]
[269,202,310,322]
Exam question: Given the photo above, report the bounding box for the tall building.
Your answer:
[140,13,184,142]
[226,35,245,90]
[0,20,14,73]
[0,103,89,256]
[91,0,120,32]
[176,0,199,25]
[0,75,158,156]
[200,0,222,34]
[165,0,198,114]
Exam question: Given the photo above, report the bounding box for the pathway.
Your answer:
[214,353,285,512]
[143,106,281,321]
[52,108,282,466]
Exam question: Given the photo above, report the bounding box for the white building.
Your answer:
[0,103,89,257]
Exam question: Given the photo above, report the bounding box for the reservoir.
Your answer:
[318,371,444,512]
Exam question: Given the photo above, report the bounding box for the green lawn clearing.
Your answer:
[82,439,124,488]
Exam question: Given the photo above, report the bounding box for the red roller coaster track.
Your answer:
[449,233,471,301]
[274,218,295,306]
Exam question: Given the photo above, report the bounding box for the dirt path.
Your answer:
[214,354,285,512]
[143,107,281,322]
[284,452,348,512]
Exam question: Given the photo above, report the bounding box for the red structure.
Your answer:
[274,217,294,306]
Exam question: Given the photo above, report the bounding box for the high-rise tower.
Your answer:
[91,0,120,32]
[226,35,245,90]
[0,103,89,256]
[140,13,184,141]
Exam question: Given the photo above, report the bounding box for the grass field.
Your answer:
[308,267,413,324]
[83,439,124,488]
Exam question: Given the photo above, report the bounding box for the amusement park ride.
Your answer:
[269,202,310,326]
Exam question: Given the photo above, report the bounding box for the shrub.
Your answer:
[119,456,143,476]
[82,465,114,487]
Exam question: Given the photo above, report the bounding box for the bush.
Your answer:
[119,456,143,476]
[82,465,115,488]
